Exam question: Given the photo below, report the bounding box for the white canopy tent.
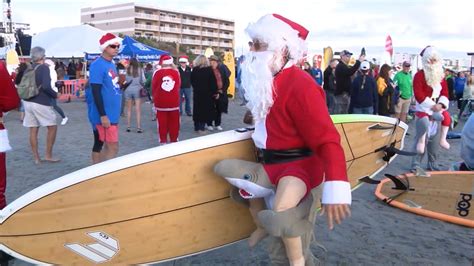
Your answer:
[32,24,107,58]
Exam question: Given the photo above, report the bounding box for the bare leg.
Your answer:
[273,176,307,266]
[135,98,142,129]
[416,133,426,154]
[248,198,268,248]
[102,142,119,161]
[29,127,40,164]
[126,99,132,128]
[400,112,408,124]
[439,125,450,149]
[91,151,101,164]
[45,125,59,161]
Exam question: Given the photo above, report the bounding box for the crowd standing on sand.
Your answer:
[0,11,473,265]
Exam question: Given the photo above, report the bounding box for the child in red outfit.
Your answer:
[152,55,181,144]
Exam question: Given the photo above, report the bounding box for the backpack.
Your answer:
[17,64,41,100]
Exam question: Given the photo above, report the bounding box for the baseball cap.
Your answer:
[209,55,219,62]
[402,61,411,67]
[360,61,370,71]
[340,50,353,57]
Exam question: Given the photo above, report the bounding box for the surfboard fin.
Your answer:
[385,146,417,157]
[358,176,380,184]
[368,123,395,130]
[384,174,409,191]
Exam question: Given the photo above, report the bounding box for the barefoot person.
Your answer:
[22,47,60,164]
[214,14,351,265]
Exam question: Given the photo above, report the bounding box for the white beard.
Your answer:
[423,60,444,89]
[241,51,285,121]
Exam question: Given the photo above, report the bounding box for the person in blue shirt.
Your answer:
[89,33,122,161]
[309,61,323,85]
[454,71,466,110]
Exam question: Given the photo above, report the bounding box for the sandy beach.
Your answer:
[3,99,472,266]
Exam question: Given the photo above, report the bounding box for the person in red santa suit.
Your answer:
[152,55,181,144]
[214,14,351,266]
[412,46,451,171]
[0,60,21,209]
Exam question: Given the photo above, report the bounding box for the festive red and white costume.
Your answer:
[252,65,351,205]
[414,70,451,127]
[152,68,181,143]
[0,61,21,209]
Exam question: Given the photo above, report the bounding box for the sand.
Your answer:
[2,99,472,266]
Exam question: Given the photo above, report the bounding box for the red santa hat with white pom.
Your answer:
[99,33,122,52]
[159,54,174,65]
[245,14,309,61]
[178,55,189,64]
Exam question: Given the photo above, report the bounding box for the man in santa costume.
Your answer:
[0,60,20,209]
[152,55,181,144]
[412,46,451,171]
[214,14,351,265]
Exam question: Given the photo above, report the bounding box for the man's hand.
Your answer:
[100,116,111,128]
[431,103,443,112]
[320,204,351,230]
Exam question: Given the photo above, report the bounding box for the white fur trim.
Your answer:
[161,58,173,65]
[321,181,352,205]
[246,14,307,61]
[438,95,449,109]
[100,37,122,52]
[417,97,436,114]
[431,84,441,98]
[0,129,12,152]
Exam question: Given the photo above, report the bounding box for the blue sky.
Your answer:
[6,0,474,59]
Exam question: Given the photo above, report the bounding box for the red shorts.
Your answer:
[96,125,119,143]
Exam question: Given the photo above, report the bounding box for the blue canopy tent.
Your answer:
[85,35,169,61]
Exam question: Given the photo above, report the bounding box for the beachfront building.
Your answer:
[80,2,234,55]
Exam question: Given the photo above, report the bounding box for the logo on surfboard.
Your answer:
[65,231,120,263]
[457,193,472,217]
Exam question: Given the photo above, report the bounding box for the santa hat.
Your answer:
[420,45,441,65]
[178,56,189,63]
[245,14,309,61]
[99,33,122,52]
[159,54,174,65]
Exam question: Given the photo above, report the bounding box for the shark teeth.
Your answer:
[239,189,254,199]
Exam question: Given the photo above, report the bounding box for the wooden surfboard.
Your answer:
[0,115,407,264]
[375,171,474,228]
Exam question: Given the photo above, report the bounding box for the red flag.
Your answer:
[385,35,393,57]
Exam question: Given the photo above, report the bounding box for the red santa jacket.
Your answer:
[413,70,449,115]
[252,65,350,204]
[0,62,20,152]
[152,68,181,111]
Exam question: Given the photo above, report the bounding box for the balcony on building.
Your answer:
[160,14,182,24]
[135,12,159,20]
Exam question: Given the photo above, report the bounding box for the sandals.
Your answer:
[137,128,144,133]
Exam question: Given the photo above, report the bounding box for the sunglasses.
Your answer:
[248,40,268,52]
[108,44,120,49]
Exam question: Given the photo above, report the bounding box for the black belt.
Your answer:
[400,96,411,100]
[255,148,313,164]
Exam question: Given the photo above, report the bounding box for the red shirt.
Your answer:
[0,62,20,124]
[152,68,181,110]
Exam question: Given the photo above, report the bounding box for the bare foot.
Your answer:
[248,227,268,248]
[43,158,61,163]
[34,159,41,165]
[440,139,450,149]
